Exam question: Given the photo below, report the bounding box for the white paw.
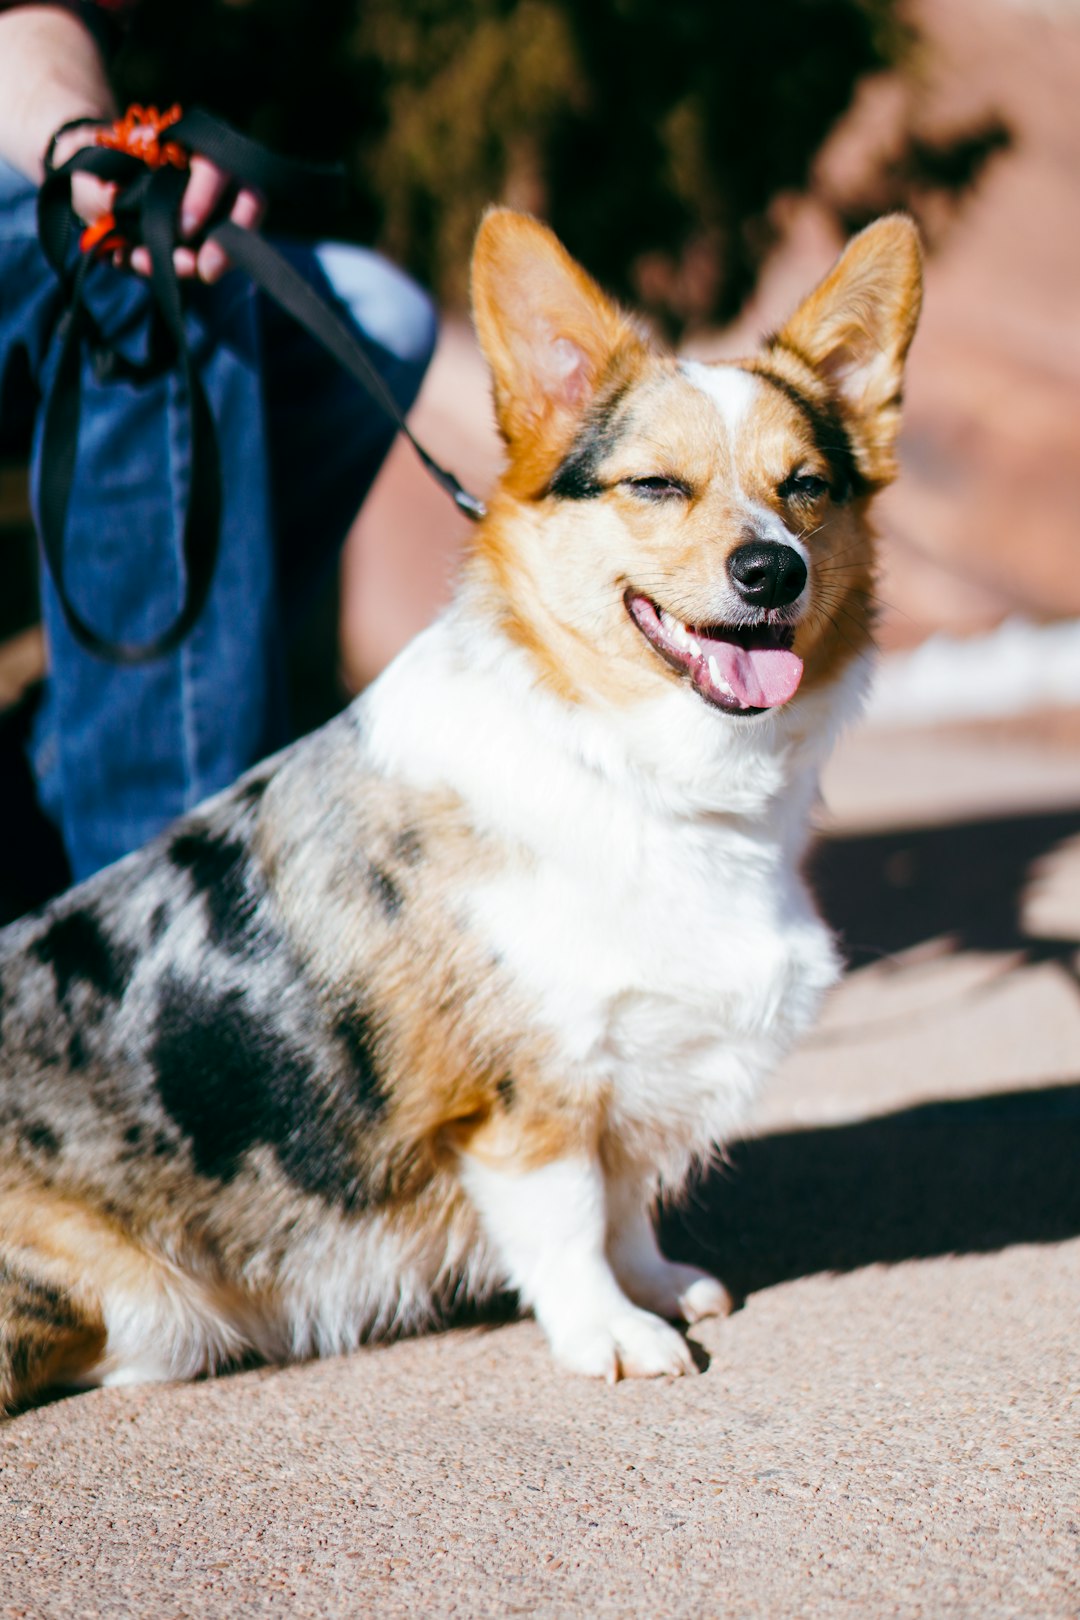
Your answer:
[676,1271,733,1325]
[616,1260,733,1325]
[550,1307,698,1382]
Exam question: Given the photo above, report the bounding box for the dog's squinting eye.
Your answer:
[622,476,691,502]
[779,472,830,502]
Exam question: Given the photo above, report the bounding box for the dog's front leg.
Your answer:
[605,1176,732,1326]
[459,1152,696,1380]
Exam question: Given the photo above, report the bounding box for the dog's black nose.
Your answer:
[727,542,807,609]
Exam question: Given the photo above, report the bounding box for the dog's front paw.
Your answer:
[550,1306,697,1383]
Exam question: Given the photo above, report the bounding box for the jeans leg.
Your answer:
[3,170,436,882]
[261,240,438,628]
[28,254,283,881]
[0,163,60,451]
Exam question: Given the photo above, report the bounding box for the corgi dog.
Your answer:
[0,209,921,1408]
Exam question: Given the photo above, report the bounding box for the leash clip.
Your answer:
[452,487,488,523]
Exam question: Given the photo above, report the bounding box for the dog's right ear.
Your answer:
[471,209,645,461]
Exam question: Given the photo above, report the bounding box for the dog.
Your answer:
[0,208,921,1408]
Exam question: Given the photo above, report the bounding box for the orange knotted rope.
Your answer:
[79,104,188,257]
[96,104,188,170]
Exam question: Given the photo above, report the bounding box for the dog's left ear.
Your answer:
[471,208,646,462]
[774,214,923,482]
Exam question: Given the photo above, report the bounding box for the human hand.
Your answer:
[47,121,116,241]
[55,129,264,284]
[128,154,265,284]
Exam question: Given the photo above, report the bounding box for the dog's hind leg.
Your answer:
[0,1251,105,1415]
[604,1173,733,1326]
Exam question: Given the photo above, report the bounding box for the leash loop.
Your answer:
[37,104,486,665]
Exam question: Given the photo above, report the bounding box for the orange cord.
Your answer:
[95,104,188,170]
[79,212,125,256]
[79,104,188,257]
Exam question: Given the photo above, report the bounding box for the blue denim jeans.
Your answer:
[0,162,436,881]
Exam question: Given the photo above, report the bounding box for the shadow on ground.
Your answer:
[661,1081,1080,1300]
[660,805,1080,1299]
[810,805,1080,971]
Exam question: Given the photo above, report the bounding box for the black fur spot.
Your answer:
[0,1260,81,1328]
[545,384,633,501]
[496,1073,515,1108]
[334,1008,386,1117]
[32,909,134,1007]
[392,827,423,867]
[755,363,868,501]
[150,972,295,1182]
[21,1120,59,1156]
[150,973,374,1208]
[169,827,267,957]
[118,1123,149,1161]
[239,774,270,807]
[147,902,170,945]
[367,862,402,919]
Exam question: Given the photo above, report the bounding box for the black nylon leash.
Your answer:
[37,107,485,666]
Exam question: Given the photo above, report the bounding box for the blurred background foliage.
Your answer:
[117,0,1008,338]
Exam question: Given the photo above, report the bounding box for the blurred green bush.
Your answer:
[118,0,1005,337]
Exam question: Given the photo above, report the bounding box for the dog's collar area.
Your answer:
[625,591,804,713]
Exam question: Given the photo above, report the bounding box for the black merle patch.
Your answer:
[545,383,633,501]
[0,1260,81,1328]
[239,774,270,807]
[366,861,402,919]
[20,1120,59,1157]
[169,827,268,957]
[150,972,375,1208]
[334,1007,386,1118]
[32,909,135,1008]
[393,827,423,867]
[755,362,868,502]
[147,902,170,945]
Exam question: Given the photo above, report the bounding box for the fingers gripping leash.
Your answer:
[37,104,485,665]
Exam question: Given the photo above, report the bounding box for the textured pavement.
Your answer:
[2,710,1078,1619]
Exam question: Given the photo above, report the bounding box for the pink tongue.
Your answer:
[703,637,804,709]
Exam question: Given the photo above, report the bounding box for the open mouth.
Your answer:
[625,591,804,714]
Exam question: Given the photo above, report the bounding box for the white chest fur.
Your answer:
[464,786,839,1169]
[366,609,846,1172]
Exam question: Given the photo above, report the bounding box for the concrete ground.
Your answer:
[1,708,1078,1619]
